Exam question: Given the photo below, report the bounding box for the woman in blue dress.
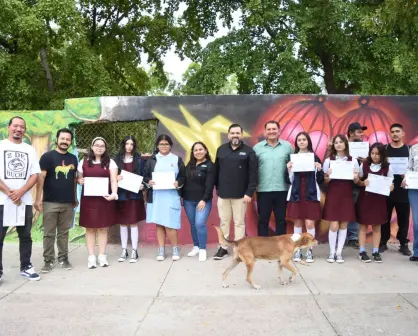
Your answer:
[143,134,185,261]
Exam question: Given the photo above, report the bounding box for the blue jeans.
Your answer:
[183,200,212,249]
[408,190,418,257]
[347,188,360,241]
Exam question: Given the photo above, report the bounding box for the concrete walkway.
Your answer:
[1,243,418,336]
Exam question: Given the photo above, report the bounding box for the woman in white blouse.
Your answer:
[77,137,118,269]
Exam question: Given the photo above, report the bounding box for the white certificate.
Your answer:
[84,177,109,196]
[118,170,143,193]
[290,153,315,172]
[329,160,355,180]
[388,157,408,175]
[152,171,176,190]
[3,198,25,227]
[365,174,393,196]
[406,172,418,189]
[349,142,369,159]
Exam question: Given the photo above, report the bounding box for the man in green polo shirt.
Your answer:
[253,120,293,236]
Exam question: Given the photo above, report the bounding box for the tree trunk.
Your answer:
[40,47,54,93]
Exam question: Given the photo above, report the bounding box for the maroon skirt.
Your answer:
[116,199,146,225]
[287,174,321,221]
[79,195,116,228]
[323,180,356,222]
[356,188,387,225]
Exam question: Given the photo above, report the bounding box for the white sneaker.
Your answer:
[187,246,199,257]
[156,247,165,261]
[198,249,207,262]
[293,248,302,262]
[327,253,335,263]
[172,246,181,261]
[336,254,345,263]
[98,254,109,267]
[88,255,97,269]
[305,249,314,263]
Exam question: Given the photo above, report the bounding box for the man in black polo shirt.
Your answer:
[35,128,78,272]
[380,123,411,256]
[213,124,257,260]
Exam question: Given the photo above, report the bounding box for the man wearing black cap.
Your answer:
[346,122,368,249]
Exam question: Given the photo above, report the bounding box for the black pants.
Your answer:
[381,198,410,246]
[257,191,288,236]
[0,205,33,273]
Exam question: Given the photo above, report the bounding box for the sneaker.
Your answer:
[372,252,383,263]
[129,249,138,263]
[98,254,109,267]
[199,249,207,262]
[293,248,302,262]
[213,247,228,260]
[59,259,73,270]
[20,265,41,281]
[172,246,181,261]
[41,261,54,273]
[335,254,345,263]
[88,255,97,269]
[0,272,3,283]
[118,248,128,262]
[187,246,200,257]
[305,249,314,263]
[156,247,165,261]
[379,244,388,253]
[347,240,360,249]
[327,253,335,263]
[359,251,371,263]
[410,256,418,262]
[399,244,412,256]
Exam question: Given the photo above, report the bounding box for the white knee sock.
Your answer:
[329,230,337,255]
[307,228,316,238]
[131,225,139,250]
[294,226,303,234]
[337,229,347,254]
[120,226,128,249]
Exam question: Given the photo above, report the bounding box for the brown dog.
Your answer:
[214,226,318,290]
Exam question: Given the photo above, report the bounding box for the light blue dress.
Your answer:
[146,153,181,229]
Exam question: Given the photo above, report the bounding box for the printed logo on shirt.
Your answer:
[201,165,207,168]
[55,160,75,179]
[4,150,29,180]
[239,152,246,156]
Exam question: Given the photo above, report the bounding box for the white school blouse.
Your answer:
[358,162,394,179]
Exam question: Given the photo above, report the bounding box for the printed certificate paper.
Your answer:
[152,171,176,190]
[84,177,109,196]
[329,160,355,180]
[290,153,315,172]
[349,142,369,159]
[388,157,408,175]
[118,170,143,193]
[365,174,393,196]
[3,198,25,227]
[406,172,418,189]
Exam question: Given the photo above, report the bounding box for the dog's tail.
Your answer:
[213,225,238,247]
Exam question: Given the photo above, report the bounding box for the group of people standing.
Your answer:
[0,116,417,283]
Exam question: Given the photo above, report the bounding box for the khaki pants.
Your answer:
[217,197,247,248]
[43,202,74,262]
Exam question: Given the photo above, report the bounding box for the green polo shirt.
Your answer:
[253,139,293,192]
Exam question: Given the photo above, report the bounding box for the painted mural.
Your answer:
[1,95,417,245]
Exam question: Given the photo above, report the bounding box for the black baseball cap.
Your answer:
[348,122,367,132]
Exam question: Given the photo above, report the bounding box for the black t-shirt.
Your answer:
[386,144,409,203]
[39,150,78,203]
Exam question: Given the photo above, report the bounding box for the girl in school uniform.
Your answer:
[114,136,146,263]
[323,134,360,263]
[77,137,118,269]
[286,132,324,263]
[143,134,186,261]
[356,142,394,263]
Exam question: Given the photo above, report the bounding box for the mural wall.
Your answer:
[1,95,417,244]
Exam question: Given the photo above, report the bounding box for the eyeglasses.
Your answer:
[158,143,170,147]
[93,145,106,148]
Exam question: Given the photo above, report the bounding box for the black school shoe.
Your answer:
[399,244,412,256]
[347,240,360,249]
[379,244,388,253]
[214,247,228,260]
[372,252,383,263]
[410,256,418,262]
[359,251,371,263]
